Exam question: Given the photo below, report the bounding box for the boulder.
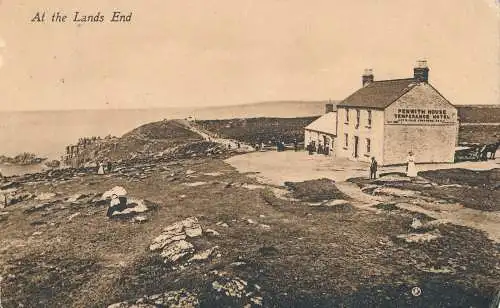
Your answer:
[102,186,127,200]
[160,240,195,263]
[150,217,203,264]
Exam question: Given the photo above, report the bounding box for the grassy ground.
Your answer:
[195,117,318,146]
[0,120,499,307]
[1,157,499,307]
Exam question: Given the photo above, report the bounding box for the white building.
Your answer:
[305,61,459,165]
[304,105,337,153]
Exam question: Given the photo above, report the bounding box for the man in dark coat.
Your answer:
[370,157,378,180]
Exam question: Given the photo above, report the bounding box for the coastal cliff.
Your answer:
[0,152,47,165]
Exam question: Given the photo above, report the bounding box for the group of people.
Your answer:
[369,151,417,180]
[306,141,330,156]
[97,160,113,175]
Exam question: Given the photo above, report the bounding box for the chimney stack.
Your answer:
[362,69,374,87]
[325,102,334,113]
[414,60,429,83]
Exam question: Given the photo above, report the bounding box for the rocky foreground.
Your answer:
[0,120,499,308]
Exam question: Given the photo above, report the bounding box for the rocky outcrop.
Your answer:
[0,153,46,165]
[149,217,206,264]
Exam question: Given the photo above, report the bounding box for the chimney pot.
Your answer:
[414,60,429,82]
[362,69,374,87]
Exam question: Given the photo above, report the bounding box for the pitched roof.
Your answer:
[305,111,337,135]
[337,78,418,109]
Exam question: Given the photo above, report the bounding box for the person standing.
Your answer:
[98,162,105,175]
[370,157,378,179]
[406,151,417,178]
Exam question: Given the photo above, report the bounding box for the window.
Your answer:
[345,108,349,123]
[344,133,348,147]
[366,138,371,153]
[367,110,372,127]
[356,109,360,128]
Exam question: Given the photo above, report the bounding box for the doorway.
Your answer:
[354,136,359,158]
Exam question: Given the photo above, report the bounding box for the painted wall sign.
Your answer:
[386,108,456,124]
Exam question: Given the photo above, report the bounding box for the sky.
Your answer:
[0,0,498,111]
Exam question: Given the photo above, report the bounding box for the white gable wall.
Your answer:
[383,83,458,165]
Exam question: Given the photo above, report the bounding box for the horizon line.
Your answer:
[0,100,497,113]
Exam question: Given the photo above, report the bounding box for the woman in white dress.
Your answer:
[97,162,105,175]
[406,151,417,178]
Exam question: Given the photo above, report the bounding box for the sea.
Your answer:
[0,102,325,176]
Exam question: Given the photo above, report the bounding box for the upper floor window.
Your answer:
[356,110,360,128]
[366,138,371,153]
[344,133,348,147]
[345,108,349,123]
[367,110,372,127]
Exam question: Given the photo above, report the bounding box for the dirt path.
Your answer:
[335,180,500,243]
[176,119,255,152]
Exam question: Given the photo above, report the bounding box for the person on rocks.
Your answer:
[106,194,126,218]
[293,139,298,152]
[370,157,378,180]
[406,151,417,179]
[237,142,241,149]
[106,160,112,173]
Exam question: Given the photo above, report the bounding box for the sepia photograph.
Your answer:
[0,0,499,307]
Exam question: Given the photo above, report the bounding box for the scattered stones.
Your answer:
[210,271,263,306]
[375,174,411,183]
[132,215,148,223]
[24,201,57,214]
[66,193,87,203]
[189,246,218,262]
[212,277,247,298]
[67,212,80,221]
[204,229,220,236]
[230,261,247,267]
[396,230,441,243]
[240,183,266,190]
[259,224,271,230]
[107,289,199,308]
[7,191,35,206]
[247,219,257,224]
[203,172,222,176]
[183,182,207,187]
[216,221,229,228]
[35,192,57,201]
[373,187,420,198]
[186,170,196,175]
